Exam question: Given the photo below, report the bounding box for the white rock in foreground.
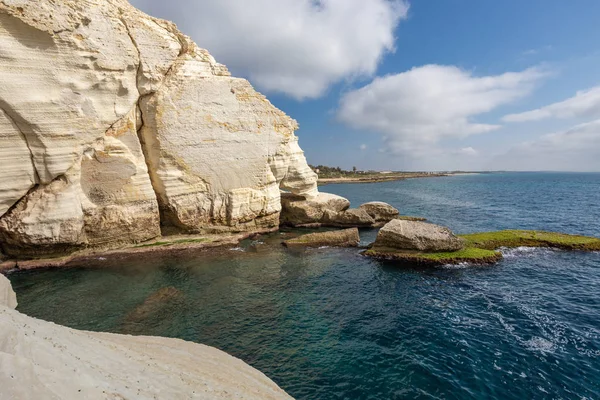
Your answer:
[0,273,17,310]
[0,275,291,399]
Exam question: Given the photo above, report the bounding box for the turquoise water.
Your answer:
[9,172,600,399]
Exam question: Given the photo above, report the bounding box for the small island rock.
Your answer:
[283,228,360,248]
[374,220,465,252]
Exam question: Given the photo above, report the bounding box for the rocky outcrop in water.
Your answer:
[358,202,400,225]
[373,220,465,252]
[283,228,360,248]
[0,0,317,258]
[280,192,351,227]
[281,195,401,229]
[0,274,291,399]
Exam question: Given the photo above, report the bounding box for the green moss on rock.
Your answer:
[283,228,360,248]
[460,230,600,251]
[364,246,502,266]
[364,229,600,267]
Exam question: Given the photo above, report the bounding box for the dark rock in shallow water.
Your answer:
[283,228,360,248]
[121,286,183,334]
[364,246,502,266]
[460,230,600,251]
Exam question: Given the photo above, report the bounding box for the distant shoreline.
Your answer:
[317,172,477,185]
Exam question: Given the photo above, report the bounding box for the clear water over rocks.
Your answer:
[10,172,600,399]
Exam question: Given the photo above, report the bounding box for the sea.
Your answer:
[8,172,600,399]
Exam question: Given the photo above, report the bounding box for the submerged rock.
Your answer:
[374,220,465,252]
[0,275,291,399]
[461,230,600,251]
[283,228,360,248]
[121,286,183,334]
[364,246,502,266]
[358,202,400,224]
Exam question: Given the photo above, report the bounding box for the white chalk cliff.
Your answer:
[0,274,292,399]
[0,0,318,258]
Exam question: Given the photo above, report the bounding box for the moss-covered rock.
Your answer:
[364,246,502,266]
[283,228,360,248]
[365,229,600,267]
[460,230,600,251]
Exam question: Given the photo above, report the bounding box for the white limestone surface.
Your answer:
[0,0,319,256]
[0,274,292,399]
[138,38,317,233]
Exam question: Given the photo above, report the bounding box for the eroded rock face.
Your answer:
[138,42,317,233]
[374,220,465,252]
[359,202,399,223]
[324,208,375,227]
[280,192,351,227]
[0,0,318,256]
[0,277,291,399]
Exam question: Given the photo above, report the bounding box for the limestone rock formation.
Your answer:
[280,192,350,227]
[0,274,291,399]
[283,228,360,248]
[374,220,465,252]
[0,274,17,310]
[280,194,401,228]
[323,208,375,227]
[359,202,400,224]
[0,0,318,257]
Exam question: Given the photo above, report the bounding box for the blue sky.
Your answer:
[131,0,600,171]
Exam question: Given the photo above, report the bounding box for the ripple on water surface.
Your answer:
[9,172,600,399]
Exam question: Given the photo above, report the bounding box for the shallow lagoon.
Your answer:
[10,173,600,399]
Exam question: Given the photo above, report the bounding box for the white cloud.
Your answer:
[502,86,600,122]
[130,0,408,100]
[521,45,553,56]
[337,64,547,155]
[456,147,478,156]
[491,119,600,171]
[360,144,368,150]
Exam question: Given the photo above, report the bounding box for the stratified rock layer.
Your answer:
[0,0,318,257]
[0,275,291,399]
